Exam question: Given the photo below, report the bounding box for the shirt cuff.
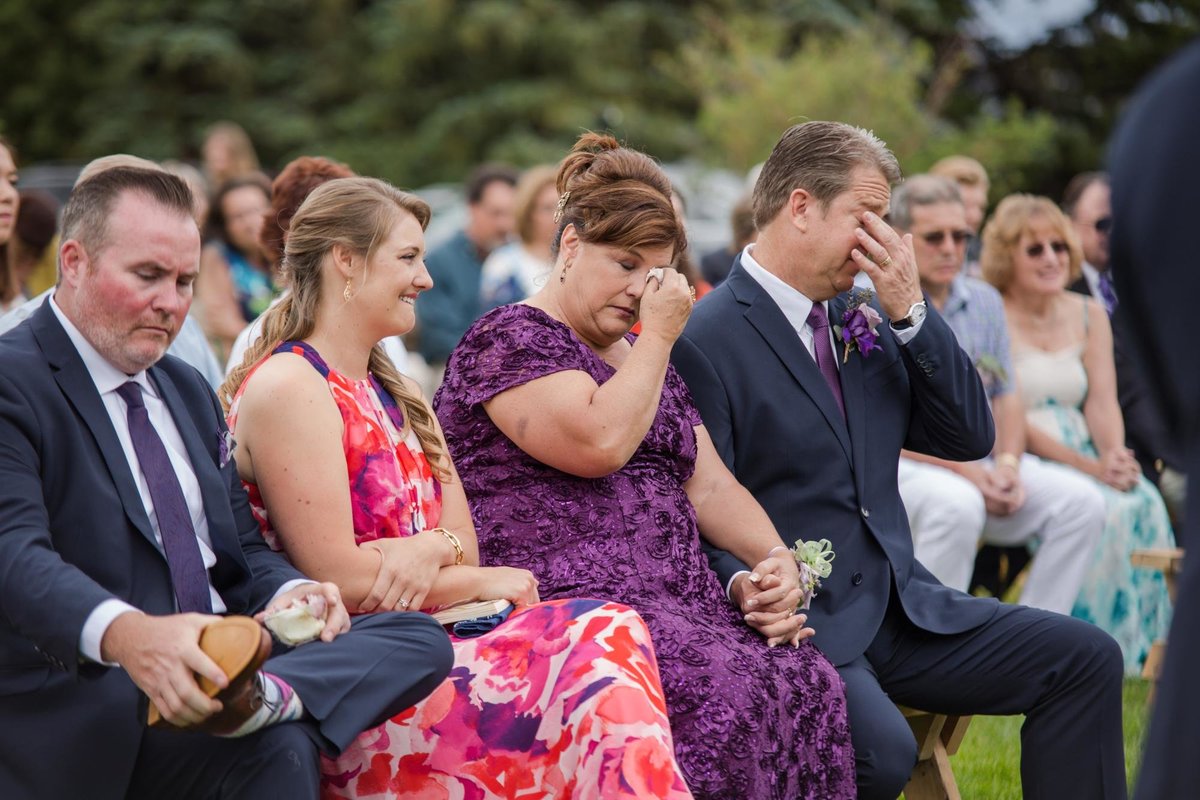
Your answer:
[80,599,140,665]
[890,315,925,345]
[725,570,751,602]
[271,579,320,606]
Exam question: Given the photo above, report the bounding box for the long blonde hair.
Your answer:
[221,177,450,481]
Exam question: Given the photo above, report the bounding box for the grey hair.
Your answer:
[752,121,902,229]
[888,174,963,231]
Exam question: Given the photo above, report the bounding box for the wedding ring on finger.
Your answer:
[646,267,665,288]
[879,255,893,268]
[399,598,410,609]
[688,285,697,303]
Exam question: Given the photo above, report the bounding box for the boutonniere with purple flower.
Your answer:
[834,288,884,363]
[791,538,836,610]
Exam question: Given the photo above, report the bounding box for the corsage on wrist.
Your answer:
[791,538,836,610]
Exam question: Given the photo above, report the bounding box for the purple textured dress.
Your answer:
[433,305,855,799]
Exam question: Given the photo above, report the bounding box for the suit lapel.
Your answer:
[830,294,869,496]
[728,263,853,466]
[32,304,160,552]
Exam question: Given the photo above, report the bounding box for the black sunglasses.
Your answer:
[1095,217,1112,234]
[1025,241,1070,258]
[919,229,973,246]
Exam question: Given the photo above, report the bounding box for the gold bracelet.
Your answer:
[433,527,464,565]
[994,453,1021,472]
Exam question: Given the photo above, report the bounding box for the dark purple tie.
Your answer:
[117,382,213,613]
[807,303,846,419]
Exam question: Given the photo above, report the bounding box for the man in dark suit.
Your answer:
[0,166,453,799]
[1108,39,1200,800]
[671,121,1126,800]
[1063,171,1188,528]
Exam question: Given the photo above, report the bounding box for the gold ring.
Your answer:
[688,286,697,302]
[879,255,893,268]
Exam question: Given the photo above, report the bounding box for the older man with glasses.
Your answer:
[892,174,1106,611]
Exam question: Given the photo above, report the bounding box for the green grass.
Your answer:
[913,678,1152,799]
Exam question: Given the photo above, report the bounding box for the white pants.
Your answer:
[898,455,1106,614]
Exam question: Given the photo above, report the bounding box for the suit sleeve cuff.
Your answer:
[890,315,925,345]
[80,599,139,665]
[725,570,750,602]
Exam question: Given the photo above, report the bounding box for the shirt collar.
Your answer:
[739,244,820,332]
[49,292,156,399]
[943,275,971,317]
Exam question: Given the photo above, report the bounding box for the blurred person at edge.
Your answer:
[1062,172,1188,530]
[930,155,989,277]
[194,174,277,360]
[0,137,22,314]
[162,160,212,231]
[699,193,757,287]
[223,156,409,379]
[0,154,223,389]
[479,165,558,311]
[202,121,261,189]
[8,190,59,296]
[983,194,1175,675]
[414,164,516,392]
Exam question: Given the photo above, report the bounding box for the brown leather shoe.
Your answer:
[147,616,273,734]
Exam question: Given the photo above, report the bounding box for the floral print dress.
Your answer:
[228,341,693,800]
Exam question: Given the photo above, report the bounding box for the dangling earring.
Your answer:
[343,278,353,302]
[559,258,573,285]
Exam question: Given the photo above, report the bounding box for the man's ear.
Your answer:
[787,188,814,233]
[58,240,88,288]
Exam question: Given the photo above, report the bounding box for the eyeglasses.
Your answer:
[1025,241,1070,258]
[918,229,973,247]
[1094,217,1112,234]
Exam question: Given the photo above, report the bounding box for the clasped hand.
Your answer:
[733,555,815,648]
[1097,447,1140,492]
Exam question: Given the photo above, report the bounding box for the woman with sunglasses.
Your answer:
[982,194,1174,674]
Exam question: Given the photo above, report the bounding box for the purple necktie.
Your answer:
[806,304,845,419]
[1097,270,1118,315]
[117,382,213,613]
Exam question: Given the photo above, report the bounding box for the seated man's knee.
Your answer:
[854,719,918,800]
[1053,616,1125,687]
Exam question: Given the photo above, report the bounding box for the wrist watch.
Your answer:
[891,300,927,330]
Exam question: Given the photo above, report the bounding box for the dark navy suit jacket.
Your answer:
[671,258,1000,667]
[0,303,305,799]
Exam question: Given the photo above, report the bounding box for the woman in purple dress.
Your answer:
[434,133,855,799]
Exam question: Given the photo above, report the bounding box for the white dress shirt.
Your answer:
[49,298,306,663]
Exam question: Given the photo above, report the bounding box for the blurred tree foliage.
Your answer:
[0,0,1195,197]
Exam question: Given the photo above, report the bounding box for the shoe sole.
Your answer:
[147,616,272,728]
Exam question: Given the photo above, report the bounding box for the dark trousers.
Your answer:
[839,592,1126,800]
[128,612,453,799]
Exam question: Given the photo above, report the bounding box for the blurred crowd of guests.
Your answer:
[0,121,1180,679]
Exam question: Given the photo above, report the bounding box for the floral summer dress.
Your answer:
[228,341,693,800]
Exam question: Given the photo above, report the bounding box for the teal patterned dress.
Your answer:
[1012,340,1174,674]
